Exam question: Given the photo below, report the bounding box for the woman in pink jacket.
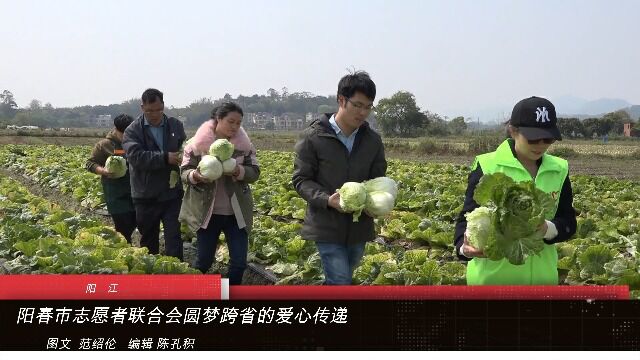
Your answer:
[179,102,260,284]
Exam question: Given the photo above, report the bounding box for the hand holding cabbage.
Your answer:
[335,177,398,222]
[103,156,127,179]
[197,155,223,181]
[195,139,238,182]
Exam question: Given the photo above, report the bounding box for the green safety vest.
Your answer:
[466,139,568,285]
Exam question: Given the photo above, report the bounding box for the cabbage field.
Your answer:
[0,144,638,297]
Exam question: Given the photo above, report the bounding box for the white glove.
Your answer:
[544,220,558,240]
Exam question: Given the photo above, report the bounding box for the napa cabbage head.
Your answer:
[363,177,398,198]
[464,206,493,251]
[209,139,234,161]
[105,156,127,178]
[198,155,223,181]
[365,191,395,217]
[337,182,367,222]
[222,158,237,174]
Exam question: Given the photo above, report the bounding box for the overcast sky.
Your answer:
[1,0,638,120]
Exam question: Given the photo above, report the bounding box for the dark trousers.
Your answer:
[111,211,137,243]
[135,198,183,261]
[196,214,248,285]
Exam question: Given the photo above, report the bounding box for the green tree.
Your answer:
[0,90,18,119]
[267,88,280,101]
[425,112,449,136]
[602,110,632,135]
[184,97,216,127]
[376,91,427,137]
[448,116,467,134]
[582,117,609,137]
[317,104,336,114]
[247,103,267,113]
[29,99,42,111]
[557,117,584,138]
[631,121,640,136]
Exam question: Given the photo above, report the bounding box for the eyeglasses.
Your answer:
[527,138,556,145]
[346,98,375,111]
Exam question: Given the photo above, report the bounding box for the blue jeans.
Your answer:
[196,215,248,285]
[316,242,366,285]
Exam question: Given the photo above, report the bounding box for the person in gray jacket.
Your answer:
[292,71,387,285]
[122,88,186,260]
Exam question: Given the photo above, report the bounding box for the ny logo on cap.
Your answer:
[535,107,550,123]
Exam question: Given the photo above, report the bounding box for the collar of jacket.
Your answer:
[313,113,370,154]
[137,114,173,151]
[143,114,166,127]
[105,129,122,147]
[494,138,563,175]
[315,113,370,137]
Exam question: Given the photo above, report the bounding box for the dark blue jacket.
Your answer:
[123,114,186,203]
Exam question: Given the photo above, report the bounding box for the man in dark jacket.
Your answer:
[86,114,136,243]
[292,71,387,285]
[123,88,186,260]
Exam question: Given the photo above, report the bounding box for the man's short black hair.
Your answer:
[114,114,134,132]
[142,88,164,104]
[337,71,376,102]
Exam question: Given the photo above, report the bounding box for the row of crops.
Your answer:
[0,177,198,274]
[0,144,639,296]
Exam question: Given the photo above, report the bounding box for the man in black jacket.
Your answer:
[292,71,387,285]
[123,88,186,260]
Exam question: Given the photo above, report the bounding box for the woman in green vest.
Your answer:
[85,114,137,243]
[453,96,577,285]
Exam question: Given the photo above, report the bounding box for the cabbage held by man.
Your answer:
[104,156,127,179]
[337,177,398,222]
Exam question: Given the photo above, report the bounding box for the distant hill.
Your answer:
[621,105,640,121]
[554,95,632,118]
[559,104,640,121]
[580,98,632,115]
[553,95,589,114]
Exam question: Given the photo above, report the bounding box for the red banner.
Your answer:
[0,276,629,300]
[0,275,221,300]
[230,285,630,300]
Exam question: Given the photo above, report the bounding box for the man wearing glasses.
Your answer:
[123,88,187,260]
[292,71,387,285]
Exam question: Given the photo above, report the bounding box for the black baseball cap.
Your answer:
[510,96,562,141]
